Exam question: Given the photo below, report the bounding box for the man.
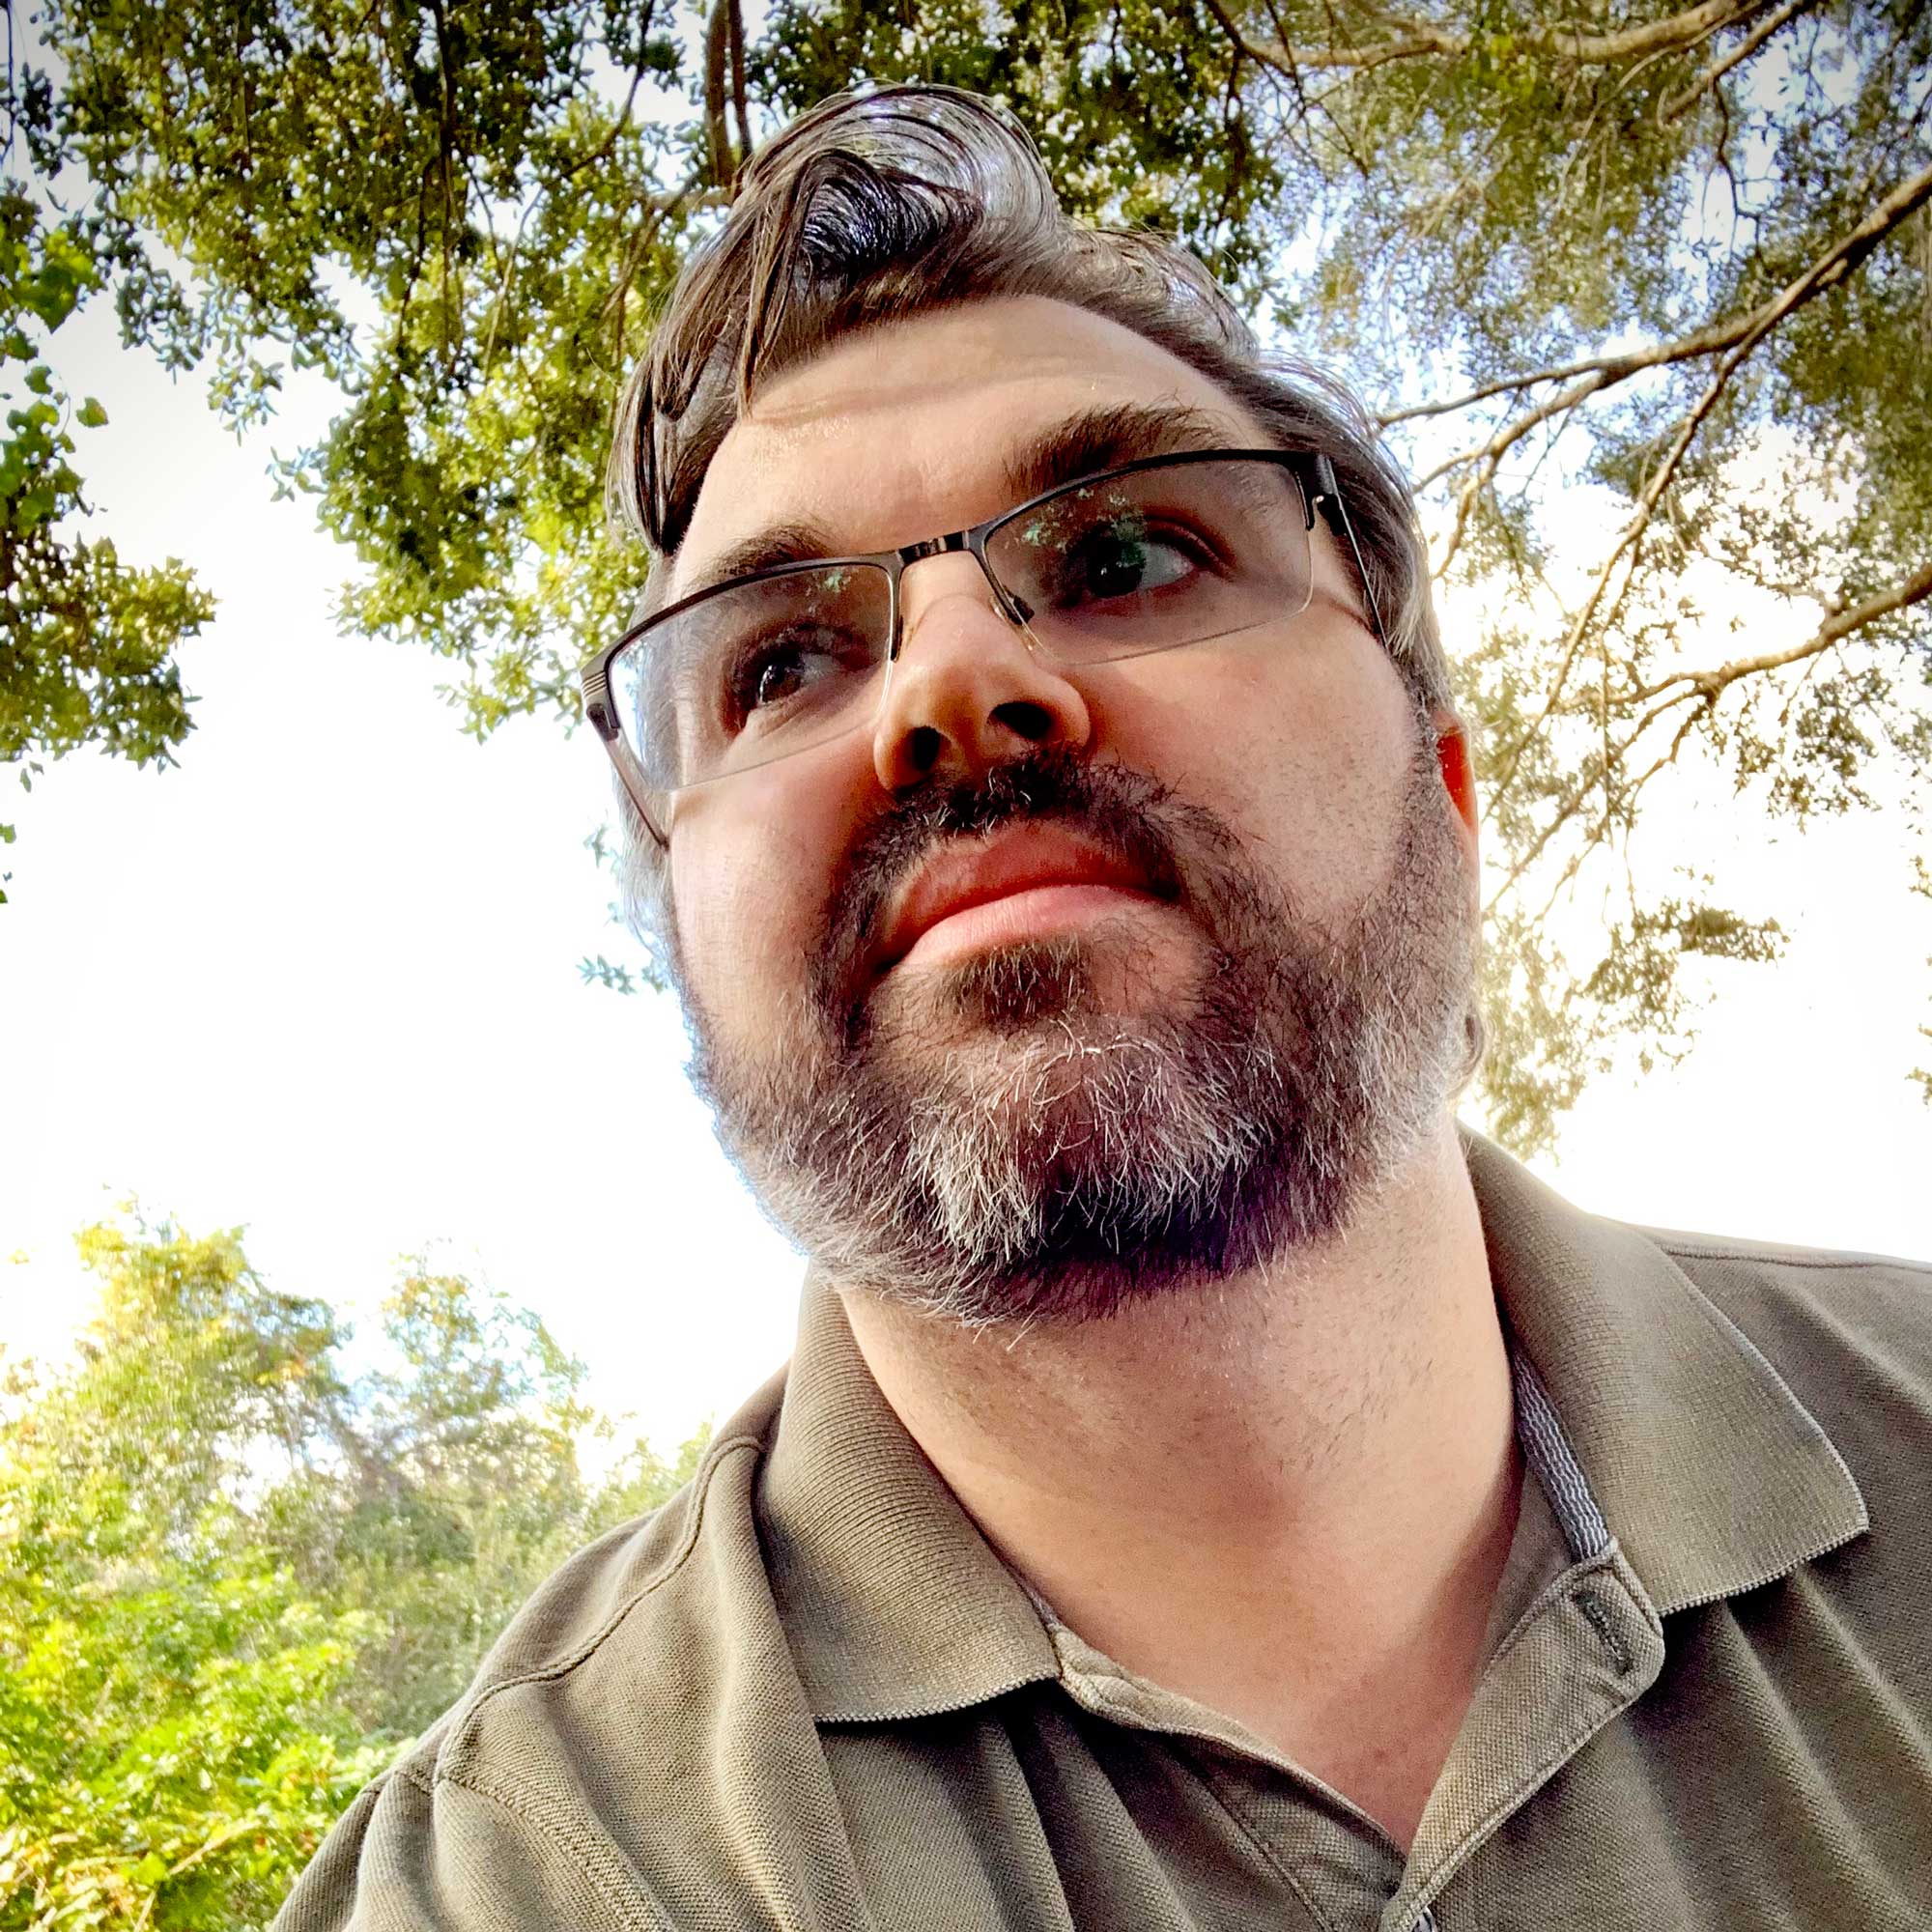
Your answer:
[277,86,1932,1932]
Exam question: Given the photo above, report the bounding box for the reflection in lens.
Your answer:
[614,562,894,791]
[990,459,1311,665]
[604,462,1315,795]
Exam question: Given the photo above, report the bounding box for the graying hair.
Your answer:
[607,83,1451,951]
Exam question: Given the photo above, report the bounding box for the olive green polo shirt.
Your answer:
[275,1137,1932,1931]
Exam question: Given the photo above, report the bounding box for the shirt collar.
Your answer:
[757,1133,1868,1720]
[1463,1130,1866,1614]
[756,1278,1060,1723]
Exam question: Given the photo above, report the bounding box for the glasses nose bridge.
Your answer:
[889,526,1011,658]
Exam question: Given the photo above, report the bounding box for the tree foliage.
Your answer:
[0,1215,707,1930]
[5,0,1928,1143]
[0,180,212,901]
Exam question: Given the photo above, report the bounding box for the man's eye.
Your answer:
[724,630,857,724]
[1055,525,1200,606]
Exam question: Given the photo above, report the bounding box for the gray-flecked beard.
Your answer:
[680,741,1477,1329]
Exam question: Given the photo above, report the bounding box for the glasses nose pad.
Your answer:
[990,580,1034,630]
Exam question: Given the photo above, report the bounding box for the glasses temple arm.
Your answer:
[1309,454,1391,651]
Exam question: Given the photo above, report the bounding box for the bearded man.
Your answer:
[276,86,1932,1932]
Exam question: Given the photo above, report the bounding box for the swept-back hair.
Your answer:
[606,85,1452,935]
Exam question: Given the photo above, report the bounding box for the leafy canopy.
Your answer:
[0,1215,706,1930]
[5,0,1929,1143]
[0,183,211,901]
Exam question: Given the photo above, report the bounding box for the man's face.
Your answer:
[658,296,1478,1324]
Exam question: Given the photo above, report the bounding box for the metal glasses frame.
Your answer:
[581,446,1387,847]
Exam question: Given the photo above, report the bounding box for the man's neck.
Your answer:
[837,1117,1517,1849]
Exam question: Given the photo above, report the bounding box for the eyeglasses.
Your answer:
[582,448,1383,844]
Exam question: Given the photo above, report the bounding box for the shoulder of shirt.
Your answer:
[1634,1218,1932,1340]
[1641,1222,1932,1280]
[1635,1221,1932,1315]
[1626,1218,1932,1453]
[380,1362,790,1795]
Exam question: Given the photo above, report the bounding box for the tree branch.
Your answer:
[726,0,753,169]
[1387,155,1932,433]
[1211,0,1768,76]
[1632,556,1932,705]
[1658,0,1816,123]
[702,0,735,189]
[1481,557,1932,916]
[566,3,661,183]
[1414,363,1608,552]
[1476,156,1932,808]
[599,173,708,336]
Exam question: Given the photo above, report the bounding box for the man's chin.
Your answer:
[865,923,1204,1046]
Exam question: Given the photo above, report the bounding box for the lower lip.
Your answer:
[894,883,1161,970]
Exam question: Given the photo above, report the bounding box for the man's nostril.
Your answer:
[905,724,945,775]
[993,699,1054,743]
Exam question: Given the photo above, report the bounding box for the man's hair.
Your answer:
[607,84,1453,940]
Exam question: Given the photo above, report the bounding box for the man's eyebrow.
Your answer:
[681,517,842,599]
[1001,402,1253,504]
[669,403,1249,604]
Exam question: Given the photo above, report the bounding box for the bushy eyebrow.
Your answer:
[1000,401,1252,504]
[672,400,1251,603]
[685,517,842,598]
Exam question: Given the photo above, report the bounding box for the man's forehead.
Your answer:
[671,296,1265,594]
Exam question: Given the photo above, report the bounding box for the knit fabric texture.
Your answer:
[273,1134,1932,1932]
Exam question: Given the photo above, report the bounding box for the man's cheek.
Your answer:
[675,820,839,1014]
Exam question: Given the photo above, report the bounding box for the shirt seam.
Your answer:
[1657,1243,1932,1279]
[1180,1747,1350,1932]
[1484,1552,1618,1672]
[448,1434,766,1732]
[1052,1669,1311,1784]
[1398,1684,1648,1918]
[438,1763,672,1932]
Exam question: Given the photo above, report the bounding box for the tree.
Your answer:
[0,183,213,902]
[0,1214,707,1930]
[5,0,1927,1146]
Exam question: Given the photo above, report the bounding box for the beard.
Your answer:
[678,737,1479,1329]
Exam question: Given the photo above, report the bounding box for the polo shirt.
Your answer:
[274,1135,1932,1931]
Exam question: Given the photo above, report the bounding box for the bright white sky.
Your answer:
[4,293,1930,1455]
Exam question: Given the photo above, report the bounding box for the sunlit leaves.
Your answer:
[0,187,213,903]
[0,1215,707,1928]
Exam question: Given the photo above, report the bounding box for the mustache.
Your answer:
[813,751,1231,1024]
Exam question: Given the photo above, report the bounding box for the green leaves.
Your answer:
[1,186,213,904]
[7,0,1929,1128]
[0,1213,707,1928]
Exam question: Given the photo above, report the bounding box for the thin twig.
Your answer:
[1658,0,1816,123]
[1629,556,1932,704]
[1224,0,1768,77]
[1481,557,1932,913]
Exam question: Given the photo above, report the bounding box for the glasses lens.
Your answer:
[985,457,1313,666]
[610,561,895,792]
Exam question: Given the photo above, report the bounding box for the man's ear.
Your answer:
[1432,710,1479,839]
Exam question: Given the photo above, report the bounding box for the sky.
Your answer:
[4,286,1931,1457]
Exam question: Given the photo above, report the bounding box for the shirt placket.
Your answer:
[1379,1545,1664,1931]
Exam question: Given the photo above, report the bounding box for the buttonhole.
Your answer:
[1574,1587,1634,1674]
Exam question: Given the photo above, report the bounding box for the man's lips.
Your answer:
[869,825,1172,974]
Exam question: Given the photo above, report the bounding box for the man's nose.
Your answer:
[870,560,1093,792]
